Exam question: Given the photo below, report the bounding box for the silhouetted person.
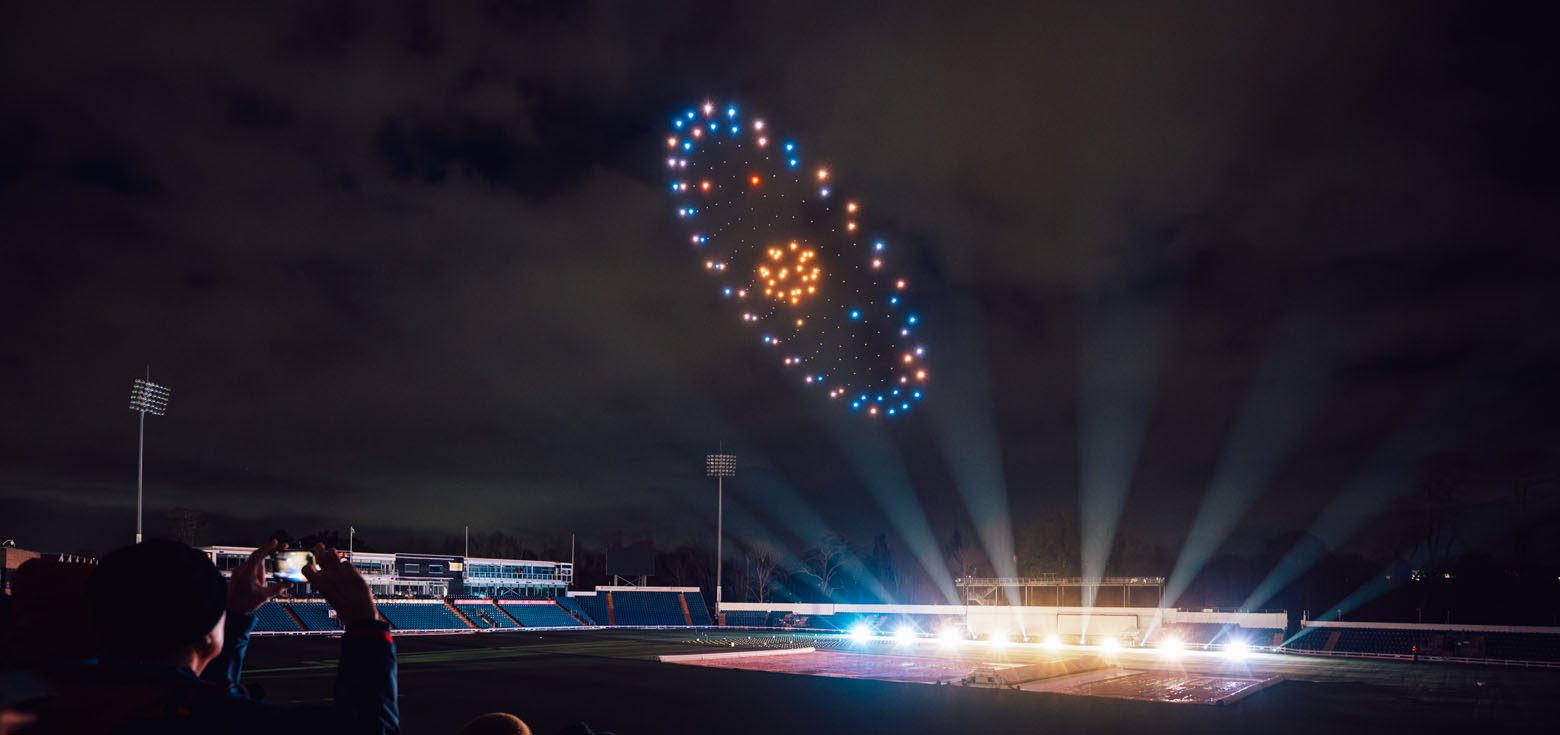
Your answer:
[30,539,397,734]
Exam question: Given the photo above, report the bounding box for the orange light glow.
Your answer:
[700,180,711,192]
[667,137,678,148]
[896,279,907,289]
[817,168,829,181]
[757,136,768,147]
[750,174,761,186]
[846,202,859,213]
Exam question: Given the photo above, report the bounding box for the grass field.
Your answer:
[243,629,1560,733]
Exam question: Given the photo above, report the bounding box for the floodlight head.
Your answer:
[1158,637,1184,658]
[705,453,737,477]
[1100,636,1120,652]
[129,379,172,416]
[1224,641,1249,660]
[848,623,873,644]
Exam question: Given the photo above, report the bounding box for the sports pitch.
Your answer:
[243,629,1560,733]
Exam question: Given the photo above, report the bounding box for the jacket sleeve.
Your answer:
[204,611,256,695]
[333,619,399,734]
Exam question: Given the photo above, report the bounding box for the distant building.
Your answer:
[202,545,572,599]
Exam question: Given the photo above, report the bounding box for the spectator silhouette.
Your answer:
[27,539,398,734]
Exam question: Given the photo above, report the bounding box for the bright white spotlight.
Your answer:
[1099,636,1120,652]
[1224,641,1250,660]
[1158,637,1184,658]
[848,624,873,644]
[894,625,916,645]
[938,627,962,647]
[1043,633,1061,650]
[989,631,1010,649]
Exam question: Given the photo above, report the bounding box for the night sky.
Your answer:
[3,1,1557,585]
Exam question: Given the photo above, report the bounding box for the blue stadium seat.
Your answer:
[724,610,769,627]
[571,595,609,625]
[287,601,340,631]
[253,601,300,632]
[555,595,595,625]
[684,591,713,625]
[455,602,519,628]
[501,602,581,627]
[377,602,468,630]
[609,591,687,626]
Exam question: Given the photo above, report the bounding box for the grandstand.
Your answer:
[500,600,582,627]
[455,600,519,628]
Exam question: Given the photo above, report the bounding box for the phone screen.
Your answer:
[271,550,315,583]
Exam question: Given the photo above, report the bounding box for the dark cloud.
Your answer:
[1,1,1556,578]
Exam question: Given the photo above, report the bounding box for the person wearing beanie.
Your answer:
[28,539,398,735]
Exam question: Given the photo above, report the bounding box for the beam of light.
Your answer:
[1164,314,1331,606]
[927,296,1020,603]
[988,631,1010,649]
[849,623,874,644]
[1157,636,1184,659]
[1223,640,1249,660]
[1099,636,1120,653]
[814,411,960,604]
[1078,285,1172,615]
[1239,377,1474,612]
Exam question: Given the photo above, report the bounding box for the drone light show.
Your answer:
[666,100,928,418]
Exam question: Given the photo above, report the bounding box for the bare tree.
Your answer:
[747,546,781,603]
[798,537,853,600]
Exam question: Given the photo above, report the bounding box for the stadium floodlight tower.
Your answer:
[128,373,172,544]
[705,451,737,608]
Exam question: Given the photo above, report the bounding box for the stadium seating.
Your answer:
[684,591,713,625]
[377,602,468,630]
[287,601,341,631]
[456,602,519,628]
[253,601,301,632]
[608,591,686,626]
[723,610,769,626]
[556,595,596,625]
[501,602,581,627]
[572,594,610,626]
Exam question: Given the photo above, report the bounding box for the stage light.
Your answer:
[989,631,1009,649]
[1100,636,1120,652]
[894,625,916,644]
[1158,637,1184,658]
[938,627,962,647]
[849,624,873,644]
[1044,633,1061,650]
[1224,641,1249,660]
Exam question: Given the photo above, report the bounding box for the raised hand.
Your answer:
[301,544,378,626]
[228,538,291,615]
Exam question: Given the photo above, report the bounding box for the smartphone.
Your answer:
[270,550,315,583]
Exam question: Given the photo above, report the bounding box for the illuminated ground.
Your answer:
[242,629,1560,733]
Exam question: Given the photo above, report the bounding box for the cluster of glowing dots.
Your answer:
[758,242,821,305]
[664,99,928,417]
